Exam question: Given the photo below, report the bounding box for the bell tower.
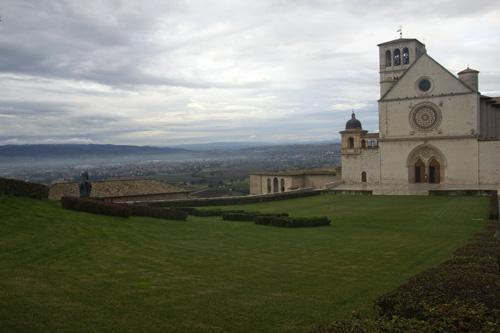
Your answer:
[340,112,367,155]
[378,38,426,98]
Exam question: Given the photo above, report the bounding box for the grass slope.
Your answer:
[0,194,489,332]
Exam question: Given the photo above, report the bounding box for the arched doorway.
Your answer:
[414,159,425,183]
[280,178,285,192]
[273,177,279,193]
[428,158,441,184]
[407,145,446,184]
[361,171,367,182]
[267,178,272,193]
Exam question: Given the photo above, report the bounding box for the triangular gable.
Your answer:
[380,54,473,101]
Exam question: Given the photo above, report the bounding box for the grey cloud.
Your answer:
[0,0,498,145]
[0,100,76,116]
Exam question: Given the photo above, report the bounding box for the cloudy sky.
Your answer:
[1,0,499,146]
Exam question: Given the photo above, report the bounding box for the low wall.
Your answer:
[103,191,190,203]
[428,189,496,197]
[49,179,183,200]
[327,189,373,195]
[146,188,320,207]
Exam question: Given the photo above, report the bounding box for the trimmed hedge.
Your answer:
[179,207,246,217]
[128,204,188,221]
[453,243,499,258]
[61,196,130,218]
[489,191,499,220]
[374,266,499,319]
[221,212,289,222]
[439,256,499,274]
[222,212,258,221]
[0,177,49,199]
[254,215,331,228]
[420,300,499,333]
[309,317,433,333]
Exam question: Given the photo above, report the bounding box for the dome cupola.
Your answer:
[345,112,362,130]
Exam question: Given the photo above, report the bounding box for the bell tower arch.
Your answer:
[378,38,427,98]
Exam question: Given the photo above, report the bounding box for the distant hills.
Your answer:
[170,141,275,151]
[0,141,340,159]
[170,140,339,151]
[0,144,190,158]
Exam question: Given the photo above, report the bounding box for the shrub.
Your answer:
[178,207,200,215]
[221,212,288,222]
[0,177,49,199]
[453,243,499,258]
[254,216,330,228]
[221,212,259,221]
[490,191,499,220]
[179,208,249,217]
[61,197,131,218]
[374,267,499,319]
[60,196,79,210]
[308,316,433,333]
[422,300,499,333]
[259,212,289,217]
[439,256,498,274]
[128,205,188,221]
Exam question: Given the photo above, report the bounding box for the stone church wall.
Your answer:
[379,138,479,185]
[478,141,500,185]
[379,94,478,140]
[341,149,380,184]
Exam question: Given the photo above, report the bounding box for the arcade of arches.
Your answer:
[266,177,286,194]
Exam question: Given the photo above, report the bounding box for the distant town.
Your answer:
[0,142,340,195]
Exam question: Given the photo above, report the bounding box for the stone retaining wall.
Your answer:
[49,179,184,200]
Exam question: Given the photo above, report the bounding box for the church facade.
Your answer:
[340,37,500,189]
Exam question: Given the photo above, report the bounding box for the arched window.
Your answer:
[280,179,285,192]
[361,171,367,182]
[393,49,401,66]
[348,137,354,149]
[267,178,272,193]
[385,50,391,67]
[361,139,366,148]
[273,177,279,193]
[402,47,409,65]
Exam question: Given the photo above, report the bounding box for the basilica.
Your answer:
[340,37,499,191]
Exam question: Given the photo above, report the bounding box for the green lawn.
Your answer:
[0,194,489,332]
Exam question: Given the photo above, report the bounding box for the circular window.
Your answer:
[409,103,442,131]
[418,78,431,92]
